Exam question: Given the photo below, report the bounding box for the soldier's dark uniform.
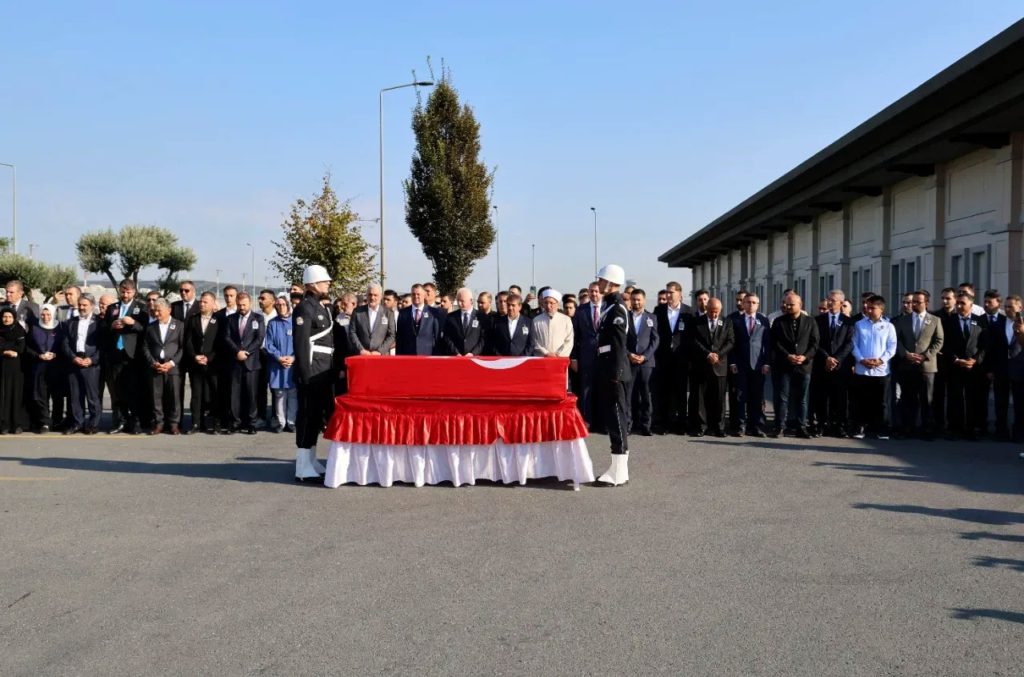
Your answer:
[292,292,335,451]
[596,290,632,454]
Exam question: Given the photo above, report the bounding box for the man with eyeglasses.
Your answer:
[170,281,200,430]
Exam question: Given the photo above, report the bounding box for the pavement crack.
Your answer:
[7,591,31,608]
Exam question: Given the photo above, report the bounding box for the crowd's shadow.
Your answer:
[852,503,1024,526]
[949,608,1024,624]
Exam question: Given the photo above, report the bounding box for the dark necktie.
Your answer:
[463,312,470,331]
[963,319,970,341]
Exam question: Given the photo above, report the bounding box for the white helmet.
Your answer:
[596,263,625,286]
[302,265,331,285]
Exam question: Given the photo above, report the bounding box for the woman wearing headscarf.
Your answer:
[26,303,62,433]
[0,306,27,433]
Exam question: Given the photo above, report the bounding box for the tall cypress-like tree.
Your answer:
[404,73,494,294]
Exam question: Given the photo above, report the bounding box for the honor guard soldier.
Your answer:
[594,263,632,486]
[292,265,335,481]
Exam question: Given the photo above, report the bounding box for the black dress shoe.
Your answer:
[84,427,98,435]
[711,429,727,438]
[63,426,81,435]
[243,426,257,435]
[283,424,295,433]
[109,423,125,435]
[767,429,780,439]
[795,428,812,439]
[38,425,50,434]
[220,427,236,435]
[690,430,705,438]
[746,430,766,438]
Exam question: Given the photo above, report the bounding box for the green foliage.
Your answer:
[0,253,76,301]
[75,224,196,289]
[270,174,376,294]
[404,72,494,295]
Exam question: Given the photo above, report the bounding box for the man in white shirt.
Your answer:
[63,294,101,434]
[851,294,897,439]
[531,289,574,358]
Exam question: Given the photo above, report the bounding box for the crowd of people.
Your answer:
[1,270,1019,465]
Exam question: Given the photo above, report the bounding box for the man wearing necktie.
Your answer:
[811,290,855,437]
[440,287,486,356]
[979,289,1011,439]
[729,293,771,436]
[396,284,441,356]
[103,279,147,434]
[689,298,734,437]
[570,281,604,428]
[940,293,986,439]
[893,291,944,439]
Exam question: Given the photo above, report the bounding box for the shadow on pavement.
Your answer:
[971,556,1024,572]
[960,531,1024,543]
[949,608,1024,624]
[0,456,298,485]
[852,503,1024,526]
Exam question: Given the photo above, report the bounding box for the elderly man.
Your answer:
[62,294,102,434]
[5,279,39,328]
[769,292,819,438]
[593,264,632,486]
[532,289,573,358]
[689,298,735,437]
[349,283,396,356]
[184,291,220,434]
[292,265,335,480]
[441,287,486,356]
[625,288,658,436]
[142,298,185,435]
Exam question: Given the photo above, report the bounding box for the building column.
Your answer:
[840,206,851,294]
[810,218,821,302]
[879,189,893,300]
[739,245,750,291]
[785,227,795,290]
[925,163,948,301]
[1009,132,1023,295]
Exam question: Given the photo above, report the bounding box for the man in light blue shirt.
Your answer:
[851,294,897,439]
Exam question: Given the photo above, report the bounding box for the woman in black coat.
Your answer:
[26,303,62,433]
[0,306,27,433]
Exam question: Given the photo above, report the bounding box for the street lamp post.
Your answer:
[531,243,536,290]
[245,243,256,297]
[0,163,15,253]
[215,269,222,293]
[379,80,434,287]
[493,205,500,292]
[590,206,597,274]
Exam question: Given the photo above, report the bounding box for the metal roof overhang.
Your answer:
[659,19,1024,269]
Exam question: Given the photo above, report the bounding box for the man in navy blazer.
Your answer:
[439,287,487,356]
[222,292,265,434]
[62,294,102,434]
[570,281,602,425]
[810,290,855,437]
[625,289,659,435]
[396,284,442,356]
[728,293,771,436]
[489,294,532,356]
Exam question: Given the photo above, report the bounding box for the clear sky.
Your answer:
[1,2,1021,295]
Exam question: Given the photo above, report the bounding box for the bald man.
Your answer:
[768,292,819,438]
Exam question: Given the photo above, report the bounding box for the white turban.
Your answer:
[541,289,561,301]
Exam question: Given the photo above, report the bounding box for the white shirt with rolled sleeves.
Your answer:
[852,317,897,377]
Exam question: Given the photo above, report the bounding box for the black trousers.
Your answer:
[654,358,688,433]
[257,351,270,422]
[188,365,218,430]
[896,369,935,433]
[296,379,335,449]
[731,366,766,432]
[598,378,629,454]
[947,367,982,435]
[810,367,849,433]
[690,371,726,432]
[577,360,596,426]
[625,364,654,433]
[151,369,182,426]
[68,365,101,428]
[932,367,948,431]
[229,368,259,428]
[978,372,1011,434]
[852,374,888,433]
[31,363,64,428]
[109,351,143,426]
[1011,379,1024,440]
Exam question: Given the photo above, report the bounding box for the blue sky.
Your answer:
[1,2,1021,295]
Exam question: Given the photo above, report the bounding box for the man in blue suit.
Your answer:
[62,294,102,434]
[625,288,659,435]
[728,293,771,436]
[222,292,265,434]
[396,284,442,356]
[571,281,602,426]
[489,294,532,356]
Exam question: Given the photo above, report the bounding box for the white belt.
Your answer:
[308,327,334,364]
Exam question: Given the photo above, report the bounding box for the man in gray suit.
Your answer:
[349,283,396,356]
[142,298,186,434]
[893,290,944,439]
[625,288,659,435]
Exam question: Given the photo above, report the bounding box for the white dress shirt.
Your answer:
[852,317,897,377]
[666,304,681,332]
[368,306,379,329]
[157,320,173,363]
[76,314,92,353]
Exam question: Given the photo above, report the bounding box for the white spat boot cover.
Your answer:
[597,453,629,486]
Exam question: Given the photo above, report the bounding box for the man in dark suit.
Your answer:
[689,298,735,437]
[331,292,357,395]
[349,283,396,356]
[396,284,442,356]
[141,298,186,434]
[942,293,986,439]
[5,279,39,328]
[893,290,944,439]
[625,289,659,436]
[440,287,487,356]
[170,280,201,321]
[104,279,148,434]
[489,294,532,356]
[729,293,771,436]
[979,289,1011,439]
[61,294,102,434]
[222,292,265,434]
[931,287,958,433]
[571,281,602,425]
[810,290,855,437]
[652,280,692,434]
[184,291,220,433]
[769,292,819,438]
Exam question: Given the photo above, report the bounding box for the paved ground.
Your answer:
[1,429,1022,676]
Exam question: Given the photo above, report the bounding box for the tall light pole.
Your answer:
[493,205,500,292]
[590,206,597,273]
[531,243,536,290]
[245,242,256,297]
[380,80,434,286]
[0,163,15,253]
[215,269,222,294]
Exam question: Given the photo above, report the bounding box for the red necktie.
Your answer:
[593,303,600,329]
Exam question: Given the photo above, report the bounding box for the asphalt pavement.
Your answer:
[1,429,1022,676]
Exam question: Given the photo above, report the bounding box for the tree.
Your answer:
[75,225,196,289]
[270,174,376,293]
[404,69,494,294]
[0,254,76,301]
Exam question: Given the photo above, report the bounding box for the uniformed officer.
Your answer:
[292,265,335,481]
[594,263,632,486]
